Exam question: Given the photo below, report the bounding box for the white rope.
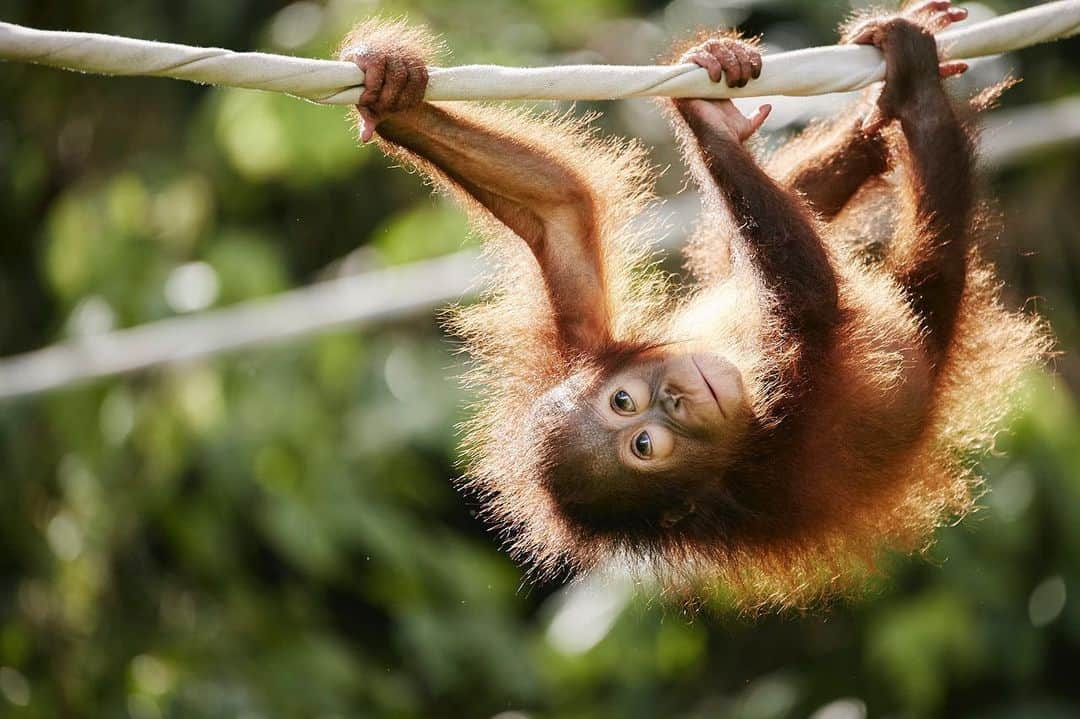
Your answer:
[1,1,1078,103]
[0,98,1076,401]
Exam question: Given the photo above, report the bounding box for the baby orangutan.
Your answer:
[342,1,1049,607]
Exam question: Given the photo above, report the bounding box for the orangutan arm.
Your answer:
[662,35,840,361]
[676,102,841,354]
[772,111,890,220]
[375,106,609,354]
[855,17,974,358]
[775,1,969,222]
[340,20,610,356]
[890,94,973,357]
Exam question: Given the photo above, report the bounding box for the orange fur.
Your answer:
[347,20,1052,611]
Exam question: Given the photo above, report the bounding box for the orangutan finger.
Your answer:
[693,51,725,83]
[938,60,968,78]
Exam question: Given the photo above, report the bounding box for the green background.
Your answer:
[1,0,1078,717]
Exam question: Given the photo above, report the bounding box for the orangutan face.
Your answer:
[593,350,749,472]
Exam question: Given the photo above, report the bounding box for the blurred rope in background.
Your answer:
[0,96,1077,398]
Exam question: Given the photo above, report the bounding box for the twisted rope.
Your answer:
[2,1,1078,103]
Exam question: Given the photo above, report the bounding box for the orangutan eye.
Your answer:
[632,430,653,459]
[611,390,637,414]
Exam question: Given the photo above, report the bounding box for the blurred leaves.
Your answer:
[213,89,364,185]
[0,0,1079,718]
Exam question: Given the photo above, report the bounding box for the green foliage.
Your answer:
[371,202,474,266]
[0,0,1078,717]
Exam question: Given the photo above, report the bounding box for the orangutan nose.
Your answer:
[663,391,682,413]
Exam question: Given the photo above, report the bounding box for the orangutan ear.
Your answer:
[660,500,697,529]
